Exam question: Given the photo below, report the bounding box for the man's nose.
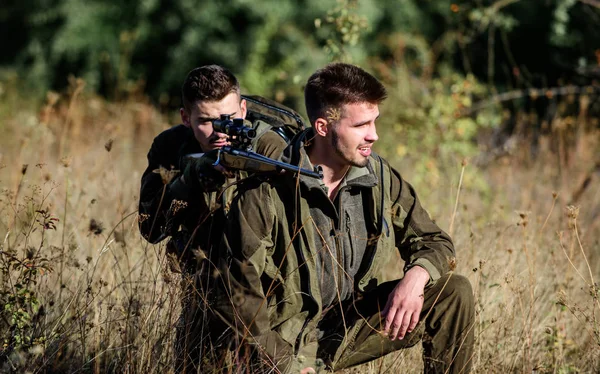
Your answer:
[366,123,378,142]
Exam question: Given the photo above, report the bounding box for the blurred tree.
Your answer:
[1,0,598,113]
[5,0,343,105]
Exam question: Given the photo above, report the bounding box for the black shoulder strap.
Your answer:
[242,94,306,133]
[377,155,385,239]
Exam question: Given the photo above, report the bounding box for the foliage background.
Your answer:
[1,0,599,372]
[4,0,599,100]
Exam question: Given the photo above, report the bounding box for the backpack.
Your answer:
[242,95,307,143]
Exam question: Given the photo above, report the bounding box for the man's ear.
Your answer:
[313,117,329,137]
[180,108,190,127]
[240,98,247,119]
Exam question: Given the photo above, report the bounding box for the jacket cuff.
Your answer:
[405,258,441,287]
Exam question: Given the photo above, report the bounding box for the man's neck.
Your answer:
[307,139,349,200]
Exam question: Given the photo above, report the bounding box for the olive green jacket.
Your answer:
[212,128,455,362]
[138,120,286,264]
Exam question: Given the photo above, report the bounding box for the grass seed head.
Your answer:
[566,205,579,220]
[447,256,457,271]
[104,139,114,152]
[154,166,178,185]
[89,218,104,235]
[170,199,188,215]
[138,213,150,224]
[60,157,71,168]
[192,249,207,262]
[566,205,580,229]
[516,210,530,227]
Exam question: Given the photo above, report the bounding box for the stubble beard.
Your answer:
[331,128,369,168]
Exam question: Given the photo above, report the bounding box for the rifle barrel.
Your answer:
[222,147,322,179]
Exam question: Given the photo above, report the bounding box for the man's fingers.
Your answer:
[382,303,395,332]
[397,312,413,340]
[407,312,420,333]
[388,310,405,340]
[409,303,423,331]
[407,297,424,333]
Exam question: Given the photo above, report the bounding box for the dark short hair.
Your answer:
[304,63,387,124]
[181,65,240,111]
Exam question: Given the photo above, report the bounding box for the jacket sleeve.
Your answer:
[389,166,455,284]
[212,184,292,357]
[138,126,288,244]
[254,130,288,160]
[138,134,201,244]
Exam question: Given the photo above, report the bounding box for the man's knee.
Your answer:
[445,274,473,302]
[429,273,474,314]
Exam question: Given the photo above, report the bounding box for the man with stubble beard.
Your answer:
[211,63,475,373]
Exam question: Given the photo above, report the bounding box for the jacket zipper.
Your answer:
[331,217,344,300]
[335,187,346,299]
[345,211,354,269]
[294,187,342,355]
[355,157,386,285]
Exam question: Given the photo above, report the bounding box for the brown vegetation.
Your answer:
[1,83,599,373]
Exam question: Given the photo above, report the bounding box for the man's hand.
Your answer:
[381,266,429,340]
[182,150,229,191]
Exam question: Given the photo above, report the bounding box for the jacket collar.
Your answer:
[282,128,378,192]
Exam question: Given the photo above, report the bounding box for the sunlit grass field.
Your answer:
[1,82,599,373]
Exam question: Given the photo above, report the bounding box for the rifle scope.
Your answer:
[213,115,256,139]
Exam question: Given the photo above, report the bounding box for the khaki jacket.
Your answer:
[212,128,455,362]
[138,121,286,265]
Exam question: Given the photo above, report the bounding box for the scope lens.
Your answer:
[213,119,229,133]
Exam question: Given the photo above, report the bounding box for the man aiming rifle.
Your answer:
[138,64,305,372]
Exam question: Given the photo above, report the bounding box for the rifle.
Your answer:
[187,115,323,179]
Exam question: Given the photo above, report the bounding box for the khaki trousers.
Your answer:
[289,273,475,374]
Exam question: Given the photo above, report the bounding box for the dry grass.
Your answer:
[0,83,599,373]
